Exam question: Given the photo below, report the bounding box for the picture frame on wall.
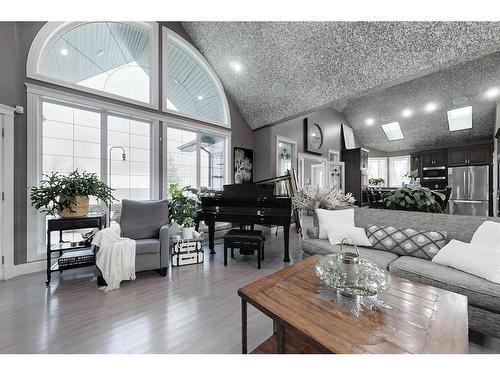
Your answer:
[233,147,253,183]
[342,123,356,149]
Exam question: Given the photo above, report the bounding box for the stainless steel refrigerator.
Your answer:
[448,165,489,216]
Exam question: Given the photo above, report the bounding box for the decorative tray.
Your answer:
[315,254,391,297]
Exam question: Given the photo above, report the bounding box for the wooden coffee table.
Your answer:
[238,255,469,354]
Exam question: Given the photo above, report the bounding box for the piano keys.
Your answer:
[196,183,293,262]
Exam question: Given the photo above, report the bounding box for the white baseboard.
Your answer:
[3,260,45,280]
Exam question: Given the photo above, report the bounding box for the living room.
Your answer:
[1,1,500,373]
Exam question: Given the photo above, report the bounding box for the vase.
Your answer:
[59,195,90,218]
[182,227,195,240]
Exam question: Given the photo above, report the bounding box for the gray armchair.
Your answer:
[119,199,169,276]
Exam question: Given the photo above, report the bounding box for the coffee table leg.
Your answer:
[276,321,285,354]
[242,299,247,354]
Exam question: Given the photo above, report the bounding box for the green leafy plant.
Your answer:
[30,170,115,215]
[182,217,195,228]
[384,187,445,213]
[404,169,419,179]
[168,183,199,225]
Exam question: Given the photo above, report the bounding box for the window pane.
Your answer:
[166,127,198,190]
[165,34,226,124]
[368,158,387,186]
[389,156,410,188]
[107,115,151,201]
[200,132,225,191]
[39,22,153,104]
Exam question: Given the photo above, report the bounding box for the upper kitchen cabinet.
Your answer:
[422,150,447,166]
[448,144,492,166]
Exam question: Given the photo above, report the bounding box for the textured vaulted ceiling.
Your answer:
[182,22,500,135]
[344,51,500,152]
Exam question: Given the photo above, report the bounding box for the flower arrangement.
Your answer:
[292,186,355,214]
[167,183,200,225]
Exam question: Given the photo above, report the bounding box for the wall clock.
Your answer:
[304,118,323,154]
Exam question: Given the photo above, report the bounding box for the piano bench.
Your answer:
[223,229,265,269]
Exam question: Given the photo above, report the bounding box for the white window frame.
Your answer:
[162,27,231,129]
[368,157,388,185]
[26,21,160,110]
[162,119,231,198]
[275,135,297,177]
[26,83,161,261]
[388,155,411,188]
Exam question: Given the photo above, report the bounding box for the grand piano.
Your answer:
[196,183,293,262]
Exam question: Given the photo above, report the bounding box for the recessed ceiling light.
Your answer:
[197,95,204,101]
[229,61,243,73]
[96,49,105,57]
[60,48,68,56]
[452,96,468,105]
[485,87,500,99]
[381,122,404,141]
[401,108,413,118]
[447,106,472,132]
[365,118,375,126]
[272,83,286,98]
[424,102,438,113]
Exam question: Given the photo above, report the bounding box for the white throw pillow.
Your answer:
[432,239,500,283]
[327,225,372,247]
[470,221,500,251]
[316,208,355,239]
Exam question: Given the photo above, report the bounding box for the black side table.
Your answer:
[45,213,106,286]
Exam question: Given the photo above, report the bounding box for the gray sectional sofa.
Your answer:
[301,207,500,338]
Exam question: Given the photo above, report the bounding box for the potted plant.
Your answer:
[30,170,115,218]
[384,187,445,213]
[181,217,196,240]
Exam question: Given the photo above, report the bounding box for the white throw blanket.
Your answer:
[92,223,136,291]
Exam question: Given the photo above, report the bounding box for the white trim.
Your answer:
[297,152,327,188]
[162,27,231,129]
[1,105,16,280]
[368,156,389,187]
[3,260,46,280]
[275,135,297,177]
[26,83,231,136]
[26,21,160,110]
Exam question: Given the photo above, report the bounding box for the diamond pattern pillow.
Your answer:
[366,224,447,260]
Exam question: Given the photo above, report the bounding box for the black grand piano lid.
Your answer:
[221,183,275,198]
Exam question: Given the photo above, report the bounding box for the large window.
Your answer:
[163,29,230,127]
[166,125,228,192]
[389,155,411,188]
[29,22,158,107]
[368,157,388,186]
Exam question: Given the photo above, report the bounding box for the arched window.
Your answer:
[163,28,230,127]
[27,22,159,108]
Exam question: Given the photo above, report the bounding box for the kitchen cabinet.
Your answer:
[448,145,492,166]
[341,148,369,206]
[422,150,447,166]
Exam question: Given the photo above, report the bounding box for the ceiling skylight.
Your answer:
[447,106,472,132]
[381,122,404,141]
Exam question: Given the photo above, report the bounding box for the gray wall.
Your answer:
[0,21,253,265]
[253,107,360,181]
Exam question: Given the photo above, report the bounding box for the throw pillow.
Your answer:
[366,224,447,260]
[432,239,500,283]
[471,221,500,250]
[327,226,372,247]
[316,208,355,239]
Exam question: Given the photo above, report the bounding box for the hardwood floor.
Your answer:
[0,228,498,354]
[0,229,301,353]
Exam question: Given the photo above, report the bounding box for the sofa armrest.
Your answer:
[159,224,170,268]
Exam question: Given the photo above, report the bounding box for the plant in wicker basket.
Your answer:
[30,170,115,217]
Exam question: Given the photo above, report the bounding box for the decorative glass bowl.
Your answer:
[315,254,392,297]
